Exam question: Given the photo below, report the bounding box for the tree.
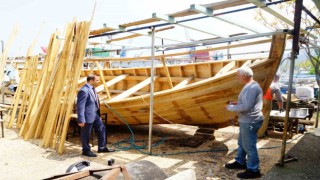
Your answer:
[255,0,320,127]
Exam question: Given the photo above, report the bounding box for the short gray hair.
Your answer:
[237,67,253,77]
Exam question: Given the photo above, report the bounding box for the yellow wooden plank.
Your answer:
[161,57,173,88]
[172,76,194,90]
[213,61,236,78]
[95,74,128,93]
[109,77,158,102]
[96,62,111,99]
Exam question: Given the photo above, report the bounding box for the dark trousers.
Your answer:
[81,113,106,152]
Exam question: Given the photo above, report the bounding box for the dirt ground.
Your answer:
[1,110,314,180]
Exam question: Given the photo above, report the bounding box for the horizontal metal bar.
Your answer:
[89,0,285,39]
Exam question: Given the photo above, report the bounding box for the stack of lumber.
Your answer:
[6,20,91,154]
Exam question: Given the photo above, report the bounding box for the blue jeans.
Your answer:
[235,121,262,172]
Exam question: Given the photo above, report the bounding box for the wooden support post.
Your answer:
[96,62,111,99]
[160,57,173,88]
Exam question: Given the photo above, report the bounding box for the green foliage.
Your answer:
[309,66,316,75]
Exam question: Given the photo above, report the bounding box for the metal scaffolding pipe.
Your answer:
[279,0,303,167]
[148,27,156,154]
[89,0,285,39]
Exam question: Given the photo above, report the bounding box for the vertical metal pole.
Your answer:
[279,0,303,166]
[148,27,156,154]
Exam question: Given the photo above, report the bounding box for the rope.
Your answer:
[102,100,303,156]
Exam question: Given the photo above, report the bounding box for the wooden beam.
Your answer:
[203,0,249,10]
[78,77,87,84]
[109,89,148,96]
[240,60,252,67]
[169,0,249,17]
[144,68,149,76]
[119,18,159,28]
[213,61,236,77]
[96,74,128,93]
[90,27,115,36]
[107,26,175,43]
[95,62,111,99]
[193,65,198,78]
[153,13,224,37]
[173,76,194,89]
[109,76,158,102]
[161,57,173,88]
[208,63,213,77]
[179,66,183,77]
[100,168,121,180]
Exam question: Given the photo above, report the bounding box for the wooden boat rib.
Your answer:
[79,34,286,128]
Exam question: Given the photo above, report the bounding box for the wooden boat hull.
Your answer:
[80,34,286,128]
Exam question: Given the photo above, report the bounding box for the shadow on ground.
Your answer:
[263,133,320,180]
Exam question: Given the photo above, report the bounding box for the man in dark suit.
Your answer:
[77,74,114,157]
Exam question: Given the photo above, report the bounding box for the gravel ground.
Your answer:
[1,114,307,180]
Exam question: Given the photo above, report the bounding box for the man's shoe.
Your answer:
[224,161,247,169]
[237,169,262,179]
[82,151,97,157]
[98,147,115,153]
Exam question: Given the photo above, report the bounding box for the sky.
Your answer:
[0,0,318,58]
[0,0,268,57]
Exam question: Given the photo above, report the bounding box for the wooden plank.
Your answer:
[40,22,77,148]
[110,77,158,102]
[107,26,175,43]
[214,61,236,77]
[109,89,148,96]
[261,34,287,93]
[208,63,213,77]
[58,21,92,154]
[192,65,198,78]
[120,165,131,180]
[95,74,128,93]
[144,68,149,76]
[100,168,121,180]
[54,170,90,180]
[204,0,249,10]
[7,58,31,128]
[90,27,115,36]
[179,66,183,77]
[169,0,249,17]
[119,18,159,28]
[78,77,87,84]
[172,76,194,89]
[161,57,173,88]
[240,60,252,67]
[96,62,111,99]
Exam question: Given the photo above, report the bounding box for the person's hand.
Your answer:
[78,122,85,127]
[226,101,237,105]
[279,108,285,113]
